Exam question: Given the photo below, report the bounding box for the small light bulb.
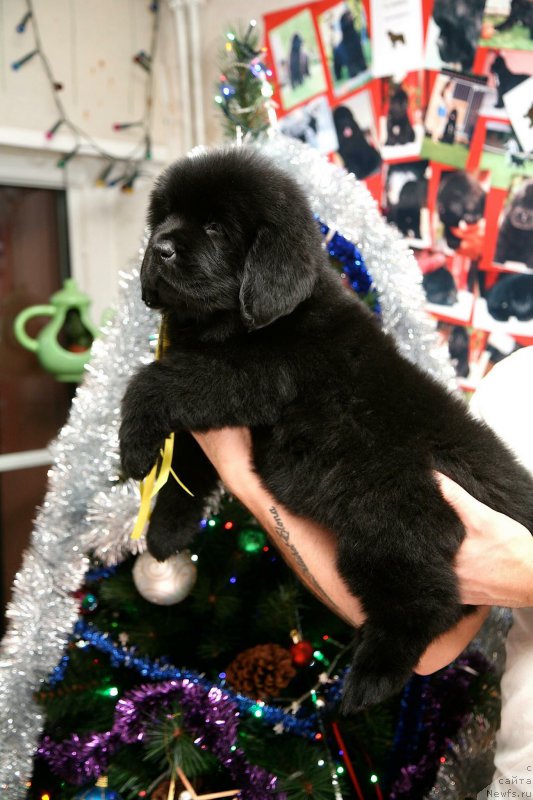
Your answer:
[317,759,325,767]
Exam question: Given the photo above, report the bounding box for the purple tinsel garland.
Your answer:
[38,679,283,799]
[388,651,490,798]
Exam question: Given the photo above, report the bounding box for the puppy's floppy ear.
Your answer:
[239,224,319,330]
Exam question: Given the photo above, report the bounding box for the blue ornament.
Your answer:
[75,776,122,799]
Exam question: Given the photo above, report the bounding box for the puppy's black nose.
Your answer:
[154,240,176,263]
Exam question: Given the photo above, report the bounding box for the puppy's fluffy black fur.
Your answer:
[120,148,533,712]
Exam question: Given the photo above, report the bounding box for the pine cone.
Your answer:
[225,643,296,699]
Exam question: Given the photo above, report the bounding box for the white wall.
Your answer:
[0,0,298,317]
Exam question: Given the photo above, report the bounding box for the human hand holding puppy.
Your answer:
[191,426,533,674]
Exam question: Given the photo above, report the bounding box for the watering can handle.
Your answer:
[13,305,55,353]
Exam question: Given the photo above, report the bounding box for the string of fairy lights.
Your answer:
[11,0,160,191]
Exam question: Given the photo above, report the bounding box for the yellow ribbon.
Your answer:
[130,320,194,540]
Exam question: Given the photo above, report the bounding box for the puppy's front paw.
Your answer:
[120,437,161,481]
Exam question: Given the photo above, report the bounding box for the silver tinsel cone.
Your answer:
[0,135,498,796]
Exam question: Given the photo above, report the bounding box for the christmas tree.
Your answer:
[0,24,506,800]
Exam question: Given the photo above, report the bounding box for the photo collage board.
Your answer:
[263,0,533,392]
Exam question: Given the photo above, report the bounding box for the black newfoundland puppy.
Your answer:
[120,148,533,712]
[333,10,367,80]
[385,86,415,147]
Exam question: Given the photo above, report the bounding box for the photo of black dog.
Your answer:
[422,266,458,306]
[289,33,310,89]
[437,171,486,250]
[495,178,533,269]
[490,54,529,109]
[494,178,533,269]
[119,148,533,712]
[431,0,486,71]
[487,274,533,321]
[333,105,381,179]
[385,85,416,146]
[333,10,367,80]
[447,325,470,378]
[439,108,457,144]
[384,161,428,241]
[494,0,533,39]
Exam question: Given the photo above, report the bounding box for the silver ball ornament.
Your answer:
[132,551,197,605]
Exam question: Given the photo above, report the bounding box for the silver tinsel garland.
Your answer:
[0,134,494,796]
[0,265,156,795]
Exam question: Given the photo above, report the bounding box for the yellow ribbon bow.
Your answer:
[130,319,193,541]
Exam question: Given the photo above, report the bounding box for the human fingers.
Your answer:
[433,471,492,531]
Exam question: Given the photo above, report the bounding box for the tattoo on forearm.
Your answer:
[268,506,346,618]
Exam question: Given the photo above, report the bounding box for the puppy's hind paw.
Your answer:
[340,669,405,715]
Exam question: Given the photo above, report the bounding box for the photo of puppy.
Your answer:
[267,9,327,111]
[491,53,529,107]
[279,95,339,155]
[333,10,367,79]
[436,171,487,252]
[318,1,372,97]
[479,49,533,118]
[331,89,381,180]
[379,74,424,160]
[119,147,533,712]
[487,273,533,320]
[480,0,533,51]
[385,86,415,146]
[383,160,430,246]
[474,269,533,337]
[425,0,486,71]
[289,33,310,89]
[422,71,488,169]
[480,121,533,189]
[494,176,533,269]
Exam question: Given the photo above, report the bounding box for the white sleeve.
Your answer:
[470,347,533,786]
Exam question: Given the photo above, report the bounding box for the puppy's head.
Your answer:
[141,148,323,331]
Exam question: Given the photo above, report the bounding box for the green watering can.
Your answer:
[14,278,99,382]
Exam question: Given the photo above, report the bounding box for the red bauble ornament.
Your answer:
[290,640,314,667]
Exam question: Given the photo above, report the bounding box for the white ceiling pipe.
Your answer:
[168,0,194,152]
[187,0,206,146]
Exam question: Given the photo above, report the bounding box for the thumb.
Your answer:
[433,471,487,526]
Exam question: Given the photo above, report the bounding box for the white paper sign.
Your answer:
[370,0,424,78]
[504,76,533,154]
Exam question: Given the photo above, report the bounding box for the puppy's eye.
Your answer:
[204,222,221,235]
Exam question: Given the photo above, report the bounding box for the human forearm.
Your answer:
[190,430,522,678]
[233,475,489,673]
